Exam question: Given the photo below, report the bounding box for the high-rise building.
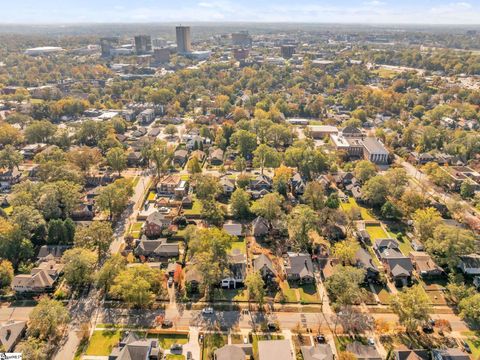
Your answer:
[100,37,119,58]
[134,35,152,55]
[232,31,252,48]
[176,26,192,54]
[153,48,171,64]
[281,45,296,59]
[233,48,250,61]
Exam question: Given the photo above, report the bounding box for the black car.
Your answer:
[422,325,434,334]
[267,322,279,331]
[161,320,173,328]
[461,340,472,354]
[315,335,326,343]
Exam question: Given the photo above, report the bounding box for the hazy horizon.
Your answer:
[1,0,480,25]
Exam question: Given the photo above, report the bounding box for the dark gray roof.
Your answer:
[134,239,179,257]
[214,344,253,360]
[395,349,429,360]
[253,254,276,274]
[285,252,314,278]
[432,348,470,360]
[355,248,379,273]
[362,137,388,155]
[460,254,480,268]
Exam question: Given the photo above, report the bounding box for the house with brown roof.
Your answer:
[253,254,277,281]
[0,320,26,352]
[12,260,63,293]
[144,211,171,238]
[214,344,253,360]
[157,174,181,196]
[409,251,444,278]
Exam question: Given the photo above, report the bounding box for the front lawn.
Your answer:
[166,355,185,360]
[213,288,248,301]
[334,336,368,353]
[279,281,298,303]
[85,330,123,356]
[298,283,321,304]
[372,284,391,304]
[202,333,227,360]
[341,198,374,220]
[462,331,480,360]
[147,333,189,349]
[183,196,202,216]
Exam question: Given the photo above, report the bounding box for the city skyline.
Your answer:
[1,0,480,25]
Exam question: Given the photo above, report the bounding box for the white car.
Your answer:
[368,338,375,346]
[202,307,214,315]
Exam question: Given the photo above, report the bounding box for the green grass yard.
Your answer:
[279,281,298,303]
[365,225,388,240]
[230,239,246,254]
[147,333,189,349]
[85,330,123,356]
[183,196,202,216]
[202,333,228,360]
[341,198,374,220]
[462,331,480,360]
[298,283,321,304]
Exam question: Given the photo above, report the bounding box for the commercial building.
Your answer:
[100,37,119,57]
[281,44,296,59]
[134,35,152,54]
[25,46,63,56]
[232,31,252,47]
[176,26,192,54]
[153,48,171,64]
[233,48,250,61]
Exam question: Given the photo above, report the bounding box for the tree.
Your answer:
[303,181,325,211]
[446,273,476,305]
[325,193,340,209]
[11,205,46,239]
[354,160,377,183]
[284,141,328,180]
[425,225,476,269]
[24,120,56,143]
[253,144,280,175]
[245,272,266,306]
[287,205,317,251]
[201,200,224,226]
[361,176,389,207]
[231,130,257,159]
[149,140,174,178]
[164,124,178,137]
[47,219,73,245]
[460,181,476,199]
[332,239,359,266]
[0,219,34,268]
[74,221,113,260]
[0,260,14,291]
[16,338,48,360]
[106,147,127,176]
[67,146,102,175]
[0,123,22,145]
[188,228,234,297]
[390,285,431,333]
[62,248,97,288]
[385,168,408,198]
[230,188,251,220]
[110,265,164,308]
[96,255,127,292]
[381,201,402,220]
[234,156,247,173]
[398,190,426,218]
[0,145,23,170]
[186,156,202,174]
[459,294,480,323]
[28,296,70,340]
[325,265,365,308]
[194,174,221,201]
[96,178,133,221]
[412,207,442,242]
[251,192,284,224]
[148,88,174,105]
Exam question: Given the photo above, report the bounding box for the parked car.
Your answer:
[368,338,375,346]
[161,320,173,328]
[199,334,204,343]
[315,335,326,344]
[461,340,472,354]
[170,343,183,351]
[168,277,174,287]
[186,351,193,359]
[202,307,214,315]
[422,325,434,334]
[267,322,279,331]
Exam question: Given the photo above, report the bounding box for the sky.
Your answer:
[1,0,480,24]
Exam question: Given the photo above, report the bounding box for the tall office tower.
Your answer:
[232,31,252,48]
[176,26,192,54]
[134,35,152,55]
[281,45,296,59]
[100,37,119,58]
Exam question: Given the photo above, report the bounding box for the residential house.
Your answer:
[134,237,179,260]
[284,252,315,283]
[185,265,203,293]
[258,340,294,360]
[409,251,444,278]
[109,331,161,360]
[291,173,306,195]
[458,254,480,275]
[334,172,355,188]
[185,135,210,151]
[209,148,224,165]
[432,348,470,360]
[214,344,253,360]
[174,180,188,199]
[0,321,26,352]
[356,230,371,245]
[12,260,63,293]
[147,127,161,138]
[408,152,435,166]
[249,174,273,198]
[37,245,71,262]
[355,248,380,282]
[71,203,94,221]
[157,175,181,196]
[173,149,188,166]
[127,151,144,167]
[223,222,243,237]
[131,127,147,138]
[253,254,277,281]
[394,349,429,360]
[0,168,22,189]
[137,108,155,124]
[252,216,269,238]
[345,342,382,360]
[301,344,334,360]
[374,239,413,286]
[144,211,171,238]
[20,143,48,159]
[221,250,247,289]
[219,176,235,195]
[190,150,206,163]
